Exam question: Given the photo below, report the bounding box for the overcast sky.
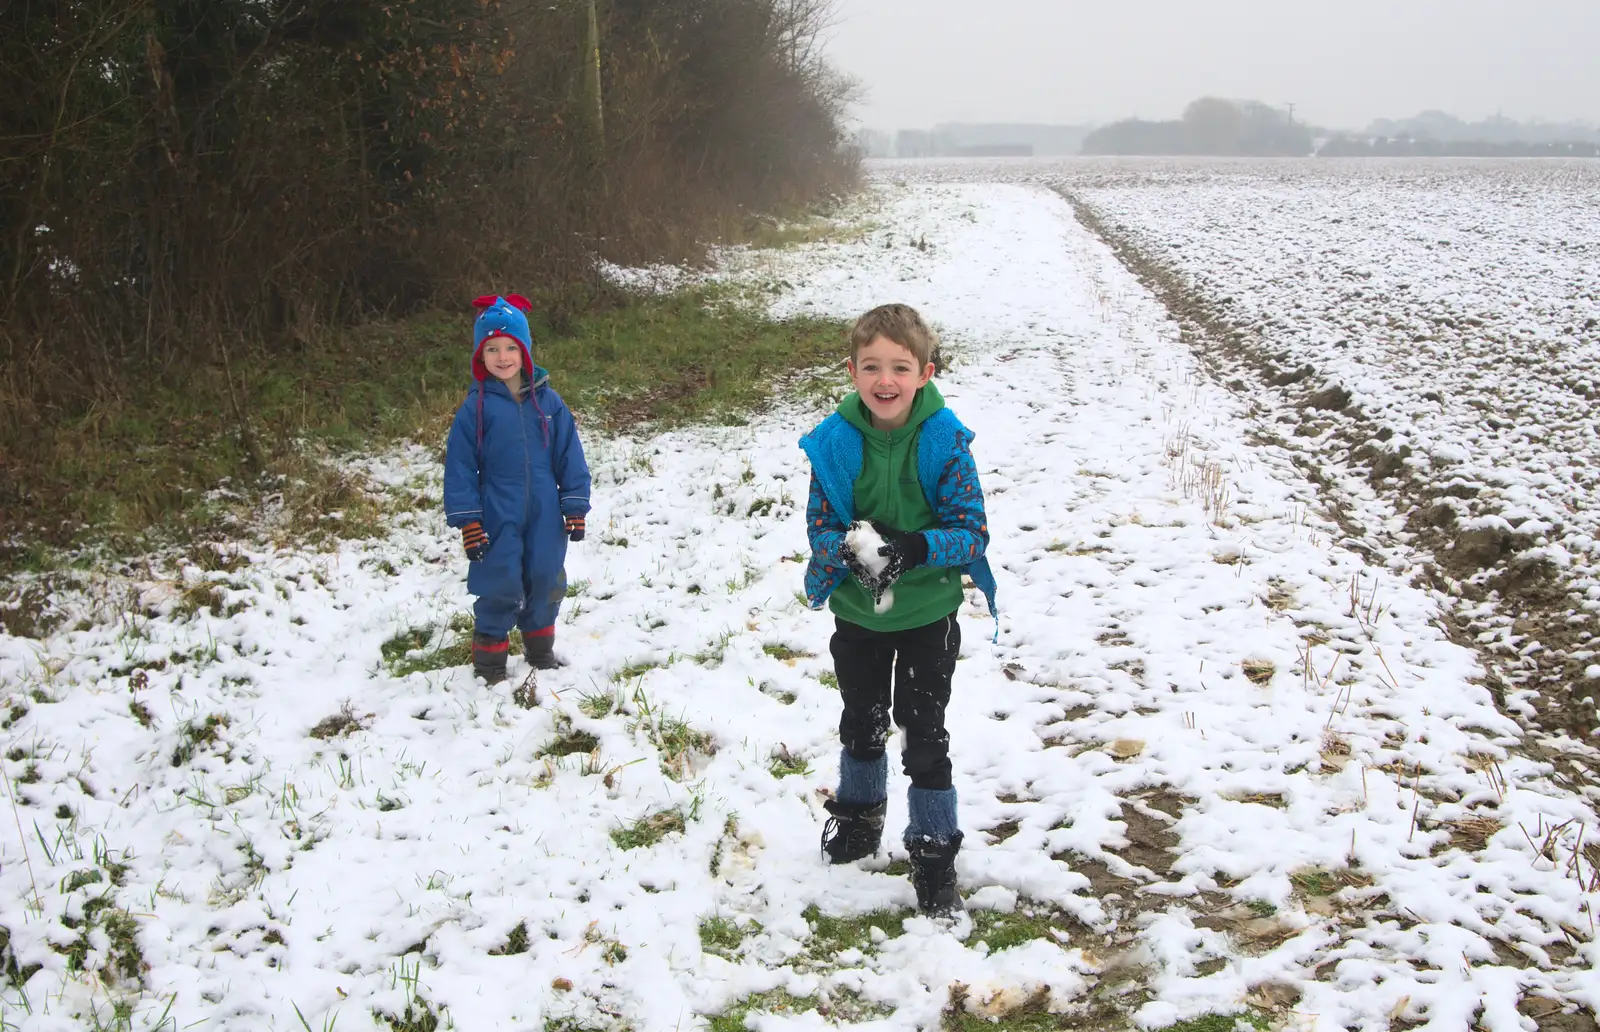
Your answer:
[823,0,1600,131]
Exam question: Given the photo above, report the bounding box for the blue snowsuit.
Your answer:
[443,298,591,639]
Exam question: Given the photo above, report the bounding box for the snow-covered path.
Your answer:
[1,184,1596,1032]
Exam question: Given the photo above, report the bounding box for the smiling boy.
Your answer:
[798,303,997,916]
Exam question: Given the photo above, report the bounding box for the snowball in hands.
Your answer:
[846,520,895,613]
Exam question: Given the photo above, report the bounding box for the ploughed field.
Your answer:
[879,156,1600,747]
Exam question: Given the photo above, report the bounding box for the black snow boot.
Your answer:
[820,798,887,864]
[524,634,565,670]
[472,633,509,684]
[907,832,964,916]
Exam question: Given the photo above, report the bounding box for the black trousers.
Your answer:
[832,613,961,791]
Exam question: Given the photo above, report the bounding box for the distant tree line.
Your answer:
[1080,98,1312,157]
[1317,137,1600,158]
[1079,100,1600,159]
[1364,110,1598,147]
[1,0,856,427]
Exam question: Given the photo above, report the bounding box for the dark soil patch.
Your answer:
[1520,995,1600,1032]
[1112,798,1179,880]
[1052,850,1140,896]
[984,819,1022,844]
[309,706,366,740]
[1143,787,1190,818]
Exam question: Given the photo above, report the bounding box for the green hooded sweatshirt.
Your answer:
[829,382,965,631]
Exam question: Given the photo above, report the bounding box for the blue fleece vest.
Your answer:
[802,408,998,635]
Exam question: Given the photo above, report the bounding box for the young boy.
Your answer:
[798,303,997,916]
[444,294,591,684]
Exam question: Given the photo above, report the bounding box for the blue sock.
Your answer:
[836,750,887,805]
[905,786,959,844]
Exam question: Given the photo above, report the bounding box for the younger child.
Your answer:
[444,294,592,683]
[798,303,997,916]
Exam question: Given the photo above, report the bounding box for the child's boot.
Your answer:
[906,833,964,916]
[524,633,564,670]
[821,750,887,863]
[821,798,887,863]
[472,633,510,684]
[905,786,963,915]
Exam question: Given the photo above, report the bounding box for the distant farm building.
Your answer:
[954,143,1033,157]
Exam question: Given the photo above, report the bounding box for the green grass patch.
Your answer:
[576,688,621,719]
[382,626,473,678]
[611,807,688,850]
[0,925,43,988]
[633,712,715,781]
[727,210,877,251]
[651,717,713,758]
[384,1000,444,1032]
[613,659,663,683]
[967,902,1080,952]
[707,989,817,1032]
[698,915,752,956]
[524,287,849,430]
[762,643,813,662]
[3,701,29,730]
[625,688,716,780]
[1,287,850,574]
[1153,1014,1269,1032]
[767,746,811,779]
[709,815,739,878]
[1289,866,1373,897]
[55,904,143,986]
[489,921,531,956]
[801,903,912,962]
[171,713,230,767]
[692,628,738,667]
[540,727,601,758]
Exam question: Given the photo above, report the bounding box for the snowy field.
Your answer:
[2,182,1598,1031]
[879,157,1600,743]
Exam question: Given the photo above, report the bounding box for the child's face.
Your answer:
[847,334,933,430]
[480,336,523,384]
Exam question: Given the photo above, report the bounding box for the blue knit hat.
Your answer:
[470,294,534,382]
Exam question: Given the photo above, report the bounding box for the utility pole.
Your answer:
[1285,102,1297,124]
[586,0,605,152]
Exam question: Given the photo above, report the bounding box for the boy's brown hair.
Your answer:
[849,303,940,370]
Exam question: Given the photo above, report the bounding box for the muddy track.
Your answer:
[1056,187,1600,796]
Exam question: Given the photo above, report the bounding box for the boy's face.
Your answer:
[847,334,933,430]
[480,335,523,384]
